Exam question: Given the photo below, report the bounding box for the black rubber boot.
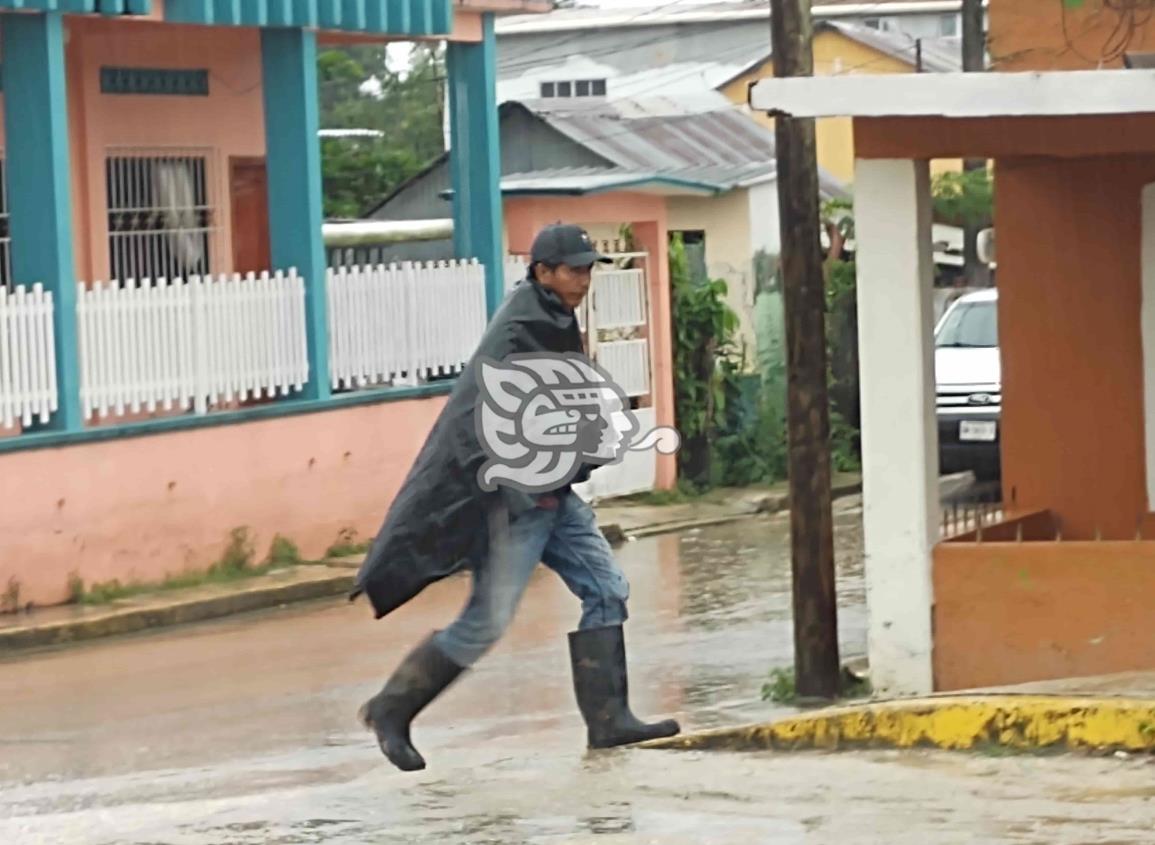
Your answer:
[358,632,465,772]
[568,624,681,749]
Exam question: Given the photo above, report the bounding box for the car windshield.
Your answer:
[936,299,998,348]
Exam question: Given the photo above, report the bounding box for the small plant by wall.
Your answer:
[326,526,370,559]
[67,528,306,605]
[266,535,304,567]
[669,233,742,488]
[1,577,22,615]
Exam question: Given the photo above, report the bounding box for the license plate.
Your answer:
[959,421,997,442]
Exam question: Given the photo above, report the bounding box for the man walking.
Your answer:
[352,223,681,772]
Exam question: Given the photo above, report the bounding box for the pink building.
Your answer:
[0,1,684,611]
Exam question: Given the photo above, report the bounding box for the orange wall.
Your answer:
[0,396,447,608]
[934,540,1155,689]
[854,114,1155,537]
[989,0,1155,71]
[65,18,267,282]
[506,194,676,489]
[855,114,1155,162]
[996,155,1155,540]
[1,18,270,282]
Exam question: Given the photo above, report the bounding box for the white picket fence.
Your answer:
[77,271,308,419]
[0,284,57,428]
[0,256,655,431]
[328,259,487,390]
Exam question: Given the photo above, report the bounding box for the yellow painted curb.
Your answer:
[642,696,1155,754]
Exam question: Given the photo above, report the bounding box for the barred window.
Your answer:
[106,150,216,283]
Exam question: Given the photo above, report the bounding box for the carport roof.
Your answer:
[748,70,1155,119]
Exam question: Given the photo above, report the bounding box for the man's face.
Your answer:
[536,262,593,310]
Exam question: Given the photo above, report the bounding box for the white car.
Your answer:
[934,289,1001,480]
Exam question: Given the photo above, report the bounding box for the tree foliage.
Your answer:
[317,44,446,218]
[669,234,742,487]
[932,167,994,229]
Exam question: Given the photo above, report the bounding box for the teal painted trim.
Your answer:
[365,0,387,30]
[1,12,83,432]
[318,0,342,28]
[409,0,430,35]
[439,175,725,200]
[164,0,213,24]
[0,0,152,9]
[261,28,331,402]
[341,0,365,31]
[431,0,450,33]
[239,0,269,25]
[0,382,455,457]
[583,175,722,195]
[291,0,318,27]
[447,13,503,317]
[214,0,241,24]
[391,0,410,34]
[267,0,294,25]
[160,0,444,33]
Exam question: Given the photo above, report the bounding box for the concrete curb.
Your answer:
[641,695,1155,755]
[599,478,863,545]
[1,479,867,654]
[0,572,355,654]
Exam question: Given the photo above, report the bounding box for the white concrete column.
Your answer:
[1141,184,1155,510]
[854,158,938,696]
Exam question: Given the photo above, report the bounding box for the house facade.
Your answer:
[0,0,548,609]
[369,93,848,367]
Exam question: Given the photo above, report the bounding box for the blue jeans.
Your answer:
[434,492,630,667]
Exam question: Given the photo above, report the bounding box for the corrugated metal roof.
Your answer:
[496,1,965,35]
[821,21,962,73]
[496,13,959,108]
[437,165,846,199]
[499,95,848,198]
[434,166,717,198]
[375,94,849,215]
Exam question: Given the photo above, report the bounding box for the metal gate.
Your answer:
[503,252,659,502]
[573,252,658,502]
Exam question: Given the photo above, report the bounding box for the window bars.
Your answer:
[105,148,217,285]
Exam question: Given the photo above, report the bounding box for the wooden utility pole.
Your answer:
[769,0,841,701]
[962,0,990,285]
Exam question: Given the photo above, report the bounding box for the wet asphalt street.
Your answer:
[2,501,1154,844]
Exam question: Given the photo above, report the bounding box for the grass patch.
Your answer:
[615,480,707,507]
[69,529,307,606]
[326,526,370,559]
[761,664,874,705]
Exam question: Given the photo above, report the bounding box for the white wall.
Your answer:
[667,188,760,365]
[747,180,782,258]
[854,158,939,697]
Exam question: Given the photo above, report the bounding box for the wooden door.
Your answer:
[229,157,271,274]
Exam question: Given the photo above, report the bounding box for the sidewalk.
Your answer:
[644,669,1155,756]
[0,474,862,655]
[595,471,863,543]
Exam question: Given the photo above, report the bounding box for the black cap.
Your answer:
[530,224,612,271]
